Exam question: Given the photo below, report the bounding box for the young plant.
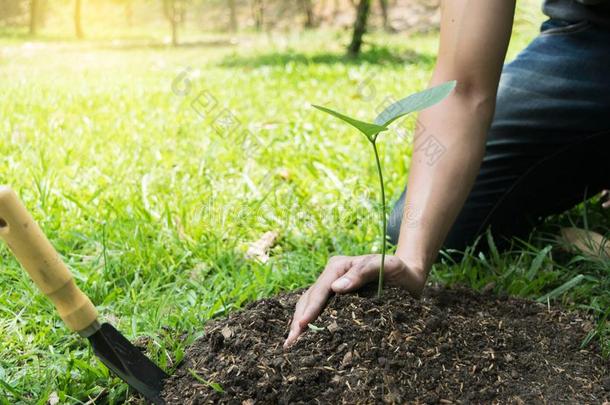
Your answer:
[313,80,456,297]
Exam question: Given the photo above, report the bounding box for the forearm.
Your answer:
[395,89,494,274]
[394,0,515,277]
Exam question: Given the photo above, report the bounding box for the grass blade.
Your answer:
[526,245,552,280]
[188,369,225,393]
[536,274,585,303]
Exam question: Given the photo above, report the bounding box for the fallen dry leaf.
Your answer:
[221,325,233,339]
[47,392,59,405]
[245,231,279,263]
[341,351,353,367]
[327,321,339,333]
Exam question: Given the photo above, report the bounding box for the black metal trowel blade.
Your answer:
[88,323,168,404]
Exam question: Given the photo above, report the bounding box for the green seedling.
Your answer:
[313,81,457,297]
[188,369,225,393]
[307,323,325,332]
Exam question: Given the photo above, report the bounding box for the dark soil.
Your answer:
[162,285,610,404]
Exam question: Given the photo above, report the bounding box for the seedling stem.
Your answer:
[313,80,456,299]
[371,139,386,297]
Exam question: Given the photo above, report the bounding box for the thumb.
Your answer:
[331,260,378,293]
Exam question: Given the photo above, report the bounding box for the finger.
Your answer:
[284,290,310,348]
[297,284,333,330]
[601,190,610,209]
[331,256,379,293]
[321,256,352,281]
[284,257,353,348]
[285,285,331,348]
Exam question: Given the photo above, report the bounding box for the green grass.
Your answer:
[0,5,608,403]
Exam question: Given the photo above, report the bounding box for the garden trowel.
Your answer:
[0,186,167,404]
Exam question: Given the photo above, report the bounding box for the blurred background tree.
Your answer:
[348,0,370,56]
[228,0,238,31]
[299,0,315,28]
[379,0,390,31]
[162,0,188,45]
[252,0,264,31]
[30,0,40,34]
[0,0,445,47]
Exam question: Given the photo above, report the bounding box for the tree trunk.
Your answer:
[163,0,179,46]
[252,0,264,31]
[379,0,390,31]
[30,0,39,35]
[333,0,340,17]
[228,0,238,31]
[300,0,315,28]
[347,0,370,57]
[74,0,84,39]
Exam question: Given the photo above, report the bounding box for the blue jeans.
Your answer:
[388,19,610,252]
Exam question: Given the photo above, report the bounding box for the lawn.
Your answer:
[0,4,608,403]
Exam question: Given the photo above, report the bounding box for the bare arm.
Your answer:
[397,0,516,275]
[285,0,516,348]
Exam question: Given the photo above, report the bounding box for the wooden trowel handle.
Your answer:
[0,186,98,333]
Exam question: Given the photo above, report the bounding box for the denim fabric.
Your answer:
[544,0,610,29]
[388,19,610,253]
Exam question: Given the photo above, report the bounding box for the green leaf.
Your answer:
[0,378,22,399]
[374,81,457,127]
[486,230,500,264]
[188,369,225,393]
[208,382,225,393]
[526,245,552,280]
[312,104,387,141]
[307,323,325,332]
[536,274,585,303]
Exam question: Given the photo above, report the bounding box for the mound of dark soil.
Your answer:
[162,286,609,404]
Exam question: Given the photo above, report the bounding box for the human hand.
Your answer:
[284,254,426,348]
